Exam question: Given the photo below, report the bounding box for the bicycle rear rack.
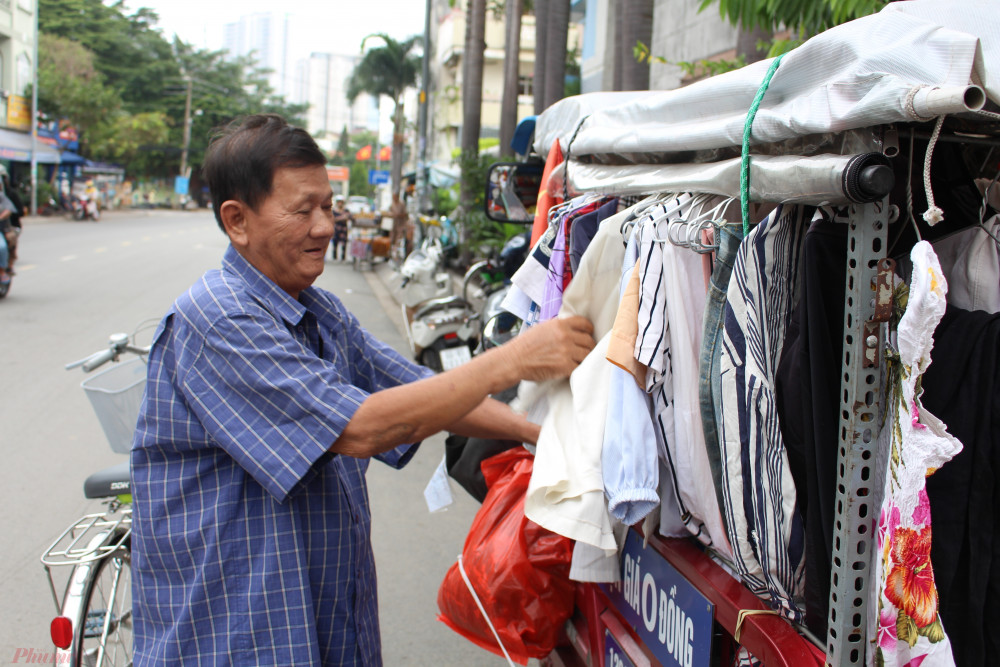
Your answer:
[41,508,131,612]
[41,508,131,568]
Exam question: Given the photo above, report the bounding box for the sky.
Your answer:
[122,1,428,65]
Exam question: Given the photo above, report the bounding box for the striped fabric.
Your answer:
[633,195,732,559]
[131,245,432,666]
[718,204,809,622]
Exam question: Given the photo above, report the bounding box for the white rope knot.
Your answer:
[922,206,945,225]
[921,115,947,226]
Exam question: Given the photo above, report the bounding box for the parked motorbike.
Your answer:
[398,237,479,372]
[462,231,530,356]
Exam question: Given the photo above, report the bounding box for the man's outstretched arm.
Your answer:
[331,315,594,458]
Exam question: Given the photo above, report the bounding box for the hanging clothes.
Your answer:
[918,305,1000,666]
[697,222,744,538]
[871,241,959,667]
[773,208,850,636]
[521,207,632,552]
[718,204,810,622]
[602,230,662,527]
[530,139,564,247]
[633,196,732,559]
[932,213,1000,314]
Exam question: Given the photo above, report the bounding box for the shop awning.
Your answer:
[0,128,64,164]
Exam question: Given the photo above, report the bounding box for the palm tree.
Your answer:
[533,0,549,115]
[499,0,525,157]
[541,0,570,110]
[459,0,487,211]
[620,0,653,90]
[346,34,421,198]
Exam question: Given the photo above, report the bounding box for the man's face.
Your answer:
[236,164,334,299]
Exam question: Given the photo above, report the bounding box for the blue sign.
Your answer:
[368,169,390,185]
[599,532,714,667]
[605,630,637,667]
[174,176,190,196]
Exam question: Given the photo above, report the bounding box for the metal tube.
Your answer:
[910,84,986,119]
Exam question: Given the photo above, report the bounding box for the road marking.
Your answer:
[121,241,132,247]
[142,236,152,242]
[95,247,108,253]
[60,255,77,262]
[15,264,35,272]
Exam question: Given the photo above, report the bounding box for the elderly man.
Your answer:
[130,114,594,666]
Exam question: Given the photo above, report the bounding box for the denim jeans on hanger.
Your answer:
[698,223,743,533]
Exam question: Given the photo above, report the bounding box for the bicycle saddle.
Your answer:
[84,461,131,499]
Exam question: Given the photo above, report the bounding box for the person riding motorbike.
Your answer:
[0,166,22,278]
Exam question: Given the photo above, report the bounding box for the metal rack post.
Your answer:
[825,199,890,666]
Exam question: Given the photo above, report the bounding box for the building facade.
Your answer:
[294,52,379,146]
[0,0,36,133]
[222,12,293,100]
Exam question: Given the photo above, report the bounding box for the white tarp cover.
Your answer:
[534,0,999,160]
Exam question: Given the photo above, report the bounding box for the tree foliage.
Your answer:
[699,0,890,36]
[37,34,121,138]
[37,0,306,178]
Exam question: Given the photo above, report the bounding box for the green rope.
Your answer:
[741,53,786,236]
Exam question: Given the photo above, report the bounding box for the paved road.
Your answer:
[0,209,511,665]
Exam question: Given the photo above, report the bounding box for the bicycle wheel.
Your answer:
[74,535,132,667]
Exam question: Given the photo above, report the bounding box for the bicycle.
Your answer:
[41,325,153,667]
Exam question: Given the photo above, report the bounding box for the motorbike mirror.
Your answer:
[481,312,522,350]
[484,160,544,224]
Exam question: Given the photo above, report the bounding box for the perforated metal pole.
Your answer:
[825,199,889,666]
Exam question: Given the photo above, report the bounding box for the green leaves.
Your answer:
[39,0,306,177]
[700,0,890,35]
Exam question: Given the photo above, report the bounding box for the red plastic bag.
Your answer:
[437,447,575,665]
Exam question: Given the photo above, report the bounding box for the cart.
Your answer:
[348,226,378,271]
[465,5,999,667]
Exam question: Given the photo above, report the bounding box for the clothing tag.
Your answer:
[423,454,454,513]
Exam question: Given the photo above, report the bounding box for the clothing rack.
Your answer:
[593,176,893,666]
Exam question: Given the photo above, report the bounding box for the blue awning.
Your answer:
[60,151,86,165]
[0,128,62,164]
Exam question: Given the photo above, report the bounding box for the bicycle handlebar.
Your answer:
[80,349,117,373]
[66,332,152,372]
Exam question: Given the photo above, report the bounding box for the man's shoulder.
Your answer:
[174,268,259,327]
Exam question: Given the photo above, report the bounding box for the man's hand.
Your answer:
[333,315,595,458]
[498,315,596,382]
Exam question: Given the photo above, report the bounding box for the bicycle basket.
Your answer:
[81,357,147,454]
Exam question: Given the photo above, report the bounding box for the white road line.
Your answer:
[60,255,77,262]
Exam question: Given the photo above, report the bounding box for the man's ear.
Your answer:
[219,200,249,247]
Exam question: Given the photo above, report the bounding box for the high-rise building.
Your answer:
[222,12,292,99]
[294,52,379,145]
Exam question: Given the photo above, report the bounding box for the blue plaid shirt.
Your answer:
[131,245,432,666]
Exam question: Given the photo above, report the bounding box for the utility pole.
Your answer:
[417,0,432,214]
[29,1,39,215]
[179,75,193,179]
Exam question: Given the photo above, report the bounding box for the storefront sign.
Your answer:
[605,630,637,667]
[600,532,714,667]
[326,166,349,182]
[6,94,30,131]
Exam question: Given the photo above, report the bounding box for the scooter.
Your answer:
[72,193,100,221]
[398,238,479,372]
[464,231,531,356]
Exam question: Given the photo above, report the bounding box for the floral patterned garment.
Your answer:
[871,241,962,667]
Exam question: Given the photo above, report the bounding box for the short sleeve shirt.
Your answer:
[131,245,433,666]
